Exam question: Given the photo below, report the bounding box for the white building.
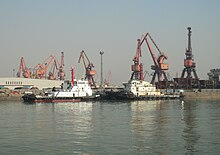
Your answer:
[0,77,63,90]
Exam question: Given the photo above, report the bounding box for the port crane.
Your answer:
[104,71,112,87]
[78,50,96,87]
[34,52,65,80]
[17,52,65,80]
[181,27,199,79]
[130,38,144,81]
[58,52,65,80]
[17,57,31,78]
[34,55,59,79]
[136,33,169,84]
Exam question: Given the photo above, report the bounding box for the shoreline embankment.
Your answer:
[183,91,220,100]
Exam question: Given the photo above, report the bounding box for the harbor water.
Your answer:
[0,99,220,154]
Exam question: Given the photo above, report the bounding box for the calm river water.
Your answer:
[0,99,220,154]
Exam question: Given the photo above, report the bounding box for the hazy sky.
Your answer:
[0,0,220,85]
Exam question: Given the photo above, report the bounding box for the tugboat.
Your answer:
[22,68,100,103]
[22,79,100,103]
[105,80,183,100]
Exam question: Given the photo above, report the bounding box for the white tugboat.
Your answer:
[22,68,100,103]
[105,79,183,100]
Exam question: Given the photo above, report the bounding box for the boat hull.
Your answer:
[22,94,99,103]
[104,90,183,101]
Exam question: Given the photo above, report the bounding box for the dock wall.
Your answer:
[183,89,220,99]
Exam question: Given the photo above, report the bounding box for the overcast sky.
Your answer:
[0,0,219,85]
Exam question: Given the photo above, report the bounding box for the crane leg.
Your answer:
[163,71,168,81]
[181,68,186,78]
[151,72,157,84]
[192,69,198,79]
[91,77,96,88]
[130,72,135,81]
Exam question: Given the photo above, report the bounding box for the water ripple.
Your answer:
[0,100,220,154]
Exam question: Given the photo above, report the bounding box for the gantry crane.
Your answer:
[58,52,65,80]
[181,27,199,79]
[104,71,112,87]
[17,52,65,80]
[34,55,58,79]
[137,33,169,84]
[34,52,65,80]
[17,57,31,78]
[130,38,144,81]
[78,50,96,87]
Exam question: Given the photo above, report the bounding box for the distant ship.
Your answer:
[0,77,63,90]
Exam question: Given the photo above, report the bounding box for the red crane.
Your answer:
[130,38,144,81]
[78,50,96,87]
[34,52,65,80]
[17,57,31,78]
[137,33,169,84]
[104,71,112,87]
[58,52,65,80]
[181,27,198,79]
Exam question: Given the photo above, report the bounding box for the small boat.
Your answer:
[105,80,183,100]
[22,79,100,103]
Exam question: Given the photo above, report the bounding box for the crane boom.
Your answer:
[58,52,65,80]
[130,39,143,81]
[34,53,65,80]
[144,36,160,68]
[18,57,31,78]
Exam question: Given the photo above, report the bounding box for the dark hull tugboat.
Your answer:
[105,80,184,100]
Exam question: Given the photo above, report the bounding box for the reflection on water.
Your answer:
[130,100,171,154]
[51,102,94,153]
[0,100,220,154]
[52,102,93,135]
[181,101,200,154]
[129,100,207,154]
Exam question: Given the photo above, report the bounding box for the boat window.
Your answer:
[77,82,85,84]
